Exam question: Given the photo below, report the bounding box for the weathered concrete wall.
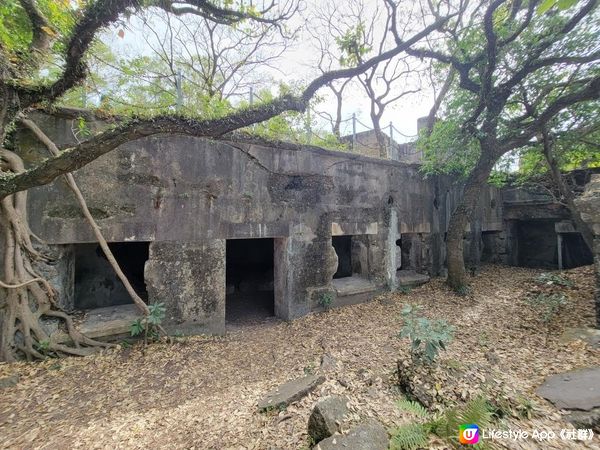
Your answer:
[14,112,505,335]
[145,240,226,335]
[575,174,600,327]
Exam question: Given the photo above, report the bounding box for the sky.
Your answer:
[101,0,434,142]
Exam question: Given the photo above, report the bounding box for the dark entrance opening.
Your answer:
[332,235,352,278]
[226,238,274,325]
[481,231,502,263]
[561,233,593,269]
[516,220,557,268]
[74,242,149,310]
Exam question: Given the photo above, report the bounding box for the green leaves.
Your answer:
[336,23,372,67]
[129,302,166,339]
[130,318,144,337]
[537,0,579,15]
[526,292,568,323]
[390,422,429,450]
[400,304,454,364]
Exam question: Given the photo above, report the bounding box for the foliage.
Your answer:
[389,422,429,450]
[399,304,454,364]
[391,396,495,449]
[535,272,573,287]
[526,292,568,323]
[418,100,480,179]
[398,285,412,295]
[318,292,334,310]
[336,23,372,67]
[130,302,166,344]
[432,396,494,448]
[0,0,76,57]
[395,399,429,418]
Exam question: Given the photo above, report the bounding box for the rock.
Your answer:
[559,328,600,348]
[0,374,19,389]
[258,374,324,411]
[308,396,350,443]
[485,350,500,365]
[315,420,388,450]
[320,353,338,372]
[397,270,430,288]
[568,408,600,432]
[536,367,600,411]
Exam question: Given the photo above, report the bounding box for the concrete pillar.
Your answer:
[386,209,398,290]
[145,240,225,335]
[557,233,563,270]
[275,223,338,320]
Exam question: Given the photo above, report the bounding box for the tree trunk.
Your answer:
[371,113,387,158]
[541,132,594,253]
[446,151,497,291]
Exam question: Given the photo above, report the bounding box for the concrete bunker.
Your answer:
[516,220,558,268]
[398,233,430,273]
[226,238,276,325]
[330,233,384,306]
[331,235,371,279]
[74,242,149,310]
[481,231,505,263]
[513,220,592,269]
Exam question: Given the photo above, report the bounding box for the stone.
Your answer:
[320,353,338,372]
[258,375,324,411]
[559,328,600,348]
[51,304,141,343]
[568,408,600,432]
[314,420,388,450]
[485,350,500,365]
[396,270,430,288]
[308,396,350,443]
[536,367,600,411]
[0,374,19,389]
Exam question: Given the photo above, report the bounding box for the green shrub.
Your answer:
[526,292,567,322]
[130,302,166,345]
[399,304,454,363]
[318,292,333,310]
[432,396,493,446]
[535,272,573,287]
[391,396,494,449]
[390,422,429,450]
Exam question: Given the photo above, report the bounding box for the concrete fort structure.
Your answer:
[11,113,594,337]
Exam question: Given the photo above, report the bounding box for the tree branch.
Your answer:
[500,76,600,152]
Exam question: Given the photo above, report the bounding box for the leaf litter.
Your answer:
[0,264,598,449]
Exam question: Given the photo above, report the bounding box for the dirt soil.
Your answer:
[0,264,599,449]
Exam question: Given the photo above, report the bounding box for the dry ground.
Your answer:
[0,264,599,449]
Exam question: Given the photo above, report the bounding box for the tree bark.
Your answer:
[446,150,497,291]
[541,133,594,252]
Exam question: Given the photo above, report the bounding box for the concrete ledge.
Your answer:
[333,276,384,307]
[397,270,430,288]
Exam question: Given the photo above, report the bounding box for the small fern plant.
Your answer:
[390,399,431,450]
[399,304,454,364]
[432,396,494,447]
[391,396,495,450]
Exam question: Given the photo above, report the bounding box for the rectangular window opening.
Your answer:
[74,242,149,310]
